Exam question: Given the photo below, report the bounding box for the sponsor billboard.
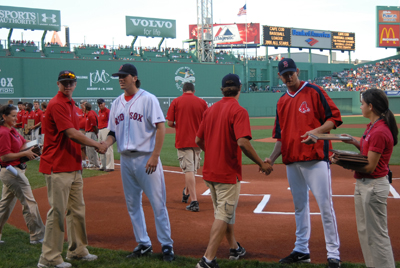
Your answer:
[189,23,260,48]
[331,32,355,51]
[379,10,400,23]
[263,26,291,47]
[378,24,400,47]
[126,16,176,38]
[291,28,332,49]
[0,5,61,31]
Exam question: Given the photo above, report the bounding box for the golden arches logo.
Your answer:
[380,27,398,44]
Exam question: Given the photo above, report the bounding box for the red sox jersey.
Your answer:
[272,81,342,165]
[108,89,165,153]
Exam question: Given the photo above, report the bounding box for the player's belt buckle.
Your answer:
[130,150,138,153]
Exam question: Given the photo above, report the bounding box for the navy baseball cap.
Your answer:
[58,70,77,81]
[278,58,297,75]
[222,73,241,87]
[97,98,105,104]
[112,64,138,77]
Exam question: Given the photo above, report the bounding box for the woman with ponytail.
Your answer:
[332,88,398,268]
[0,104,45,244]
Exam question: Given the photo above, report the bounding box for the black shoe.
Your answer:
[126,244,152,258]
[186,201,199,212]
[279,251,311,263]
[162,245,175,262]
[328,258,341,268]
[196,257,220,268]
[182,188,190,203]
[229,242,246,260]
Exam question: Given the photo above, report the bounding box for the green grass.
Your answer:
[1,116,399,267]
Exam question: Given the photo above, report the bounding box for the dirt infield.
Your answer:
[7,164,400,264]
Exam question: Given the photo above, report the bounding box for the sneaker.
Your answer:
[126,244,153,258]
[196,257,220,268]
[30,238,44,245]
[161,245,175,262]
[279,251,311,263]
[182,188,190,203]
[37,262,72,268]
[66,253,98,261]
[229,242,246,260]
[328,258,341,268]
[186,201,199,212]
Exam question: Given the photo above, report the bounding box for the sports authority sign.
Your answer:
[126,16,176,38]
[0,6,61,31]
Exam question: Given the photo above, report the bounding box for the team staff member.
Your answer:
[97,98,114,172]
[166,82,208,212]
[0,104,45,245]
[102,64,174,262]
[37,70,107,268]
[332,89,397,268]
[31,101,43,141]
[84,103,100,169]
[40,102,47,144]
[77,100,87,168]
[16,102,26,136]
[195,74,273,268]
[265,58,342,268]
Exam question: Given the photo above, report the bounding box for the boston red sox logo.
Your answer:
[283,61,288,68]
[299,101,310,113]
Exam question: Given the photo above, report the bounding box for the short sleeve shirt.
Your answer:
[34,109,43,125]
[39,91,82,174]
[98,107,110,129]
[0,126,26,167]
[197,97,251,184]
[85,110,98,132]
[76,107,86,130]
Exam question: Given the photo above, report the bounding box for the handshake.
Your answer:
[95,141,109,154]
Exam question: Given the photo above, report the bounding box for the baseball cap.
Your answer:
[278,58,297,75]
[222,73,241,87]
[58,70,77,81]
[112,64,138,77]
[97,98,105,104]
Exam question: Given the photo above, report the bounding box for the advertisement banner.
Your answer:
[291,28,332,49]
[378,24,400,47]
[126,16,176,38]
[331,32,355,51]
[189,23,260,48]
[379,10,400,23]
[0,5,61,31]
[263,26,291,47]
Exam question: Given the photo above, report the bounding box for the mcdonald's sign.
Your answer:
[378,24,400,47]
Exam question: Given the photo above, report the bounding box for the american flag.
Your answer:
[238,4,247,16]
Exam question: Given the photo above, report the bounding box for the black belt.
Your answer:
[1,163,27,170]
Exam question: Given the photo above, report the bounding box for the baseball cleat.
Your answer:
[182,187,190,203]
[279,251,311,263]
[229,242,246,260]
[186,201,199,212]
[328,258,341,268]
[162,245,175,262]
[126,244,153,258]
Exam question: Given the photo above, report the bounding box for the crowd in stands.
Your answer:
[10,40,36,46]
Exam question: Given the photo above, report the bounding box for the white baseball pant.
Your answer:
[120,152,173,247]
[286,160,340,260]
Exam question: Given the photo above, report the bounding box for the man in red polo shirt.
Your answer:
[25,103,35,140]
[31,101,43,141]
[97,98,114,172]
[84,102,100,169]
[37,70,106,268]
[166,82,208,211]
[77,100,87,167]
[195,74,272,268]
[40,102,47,144]
[16,102,26,136]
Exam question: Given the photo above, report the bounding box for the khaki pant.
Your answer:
[354,177,395,268]
[98,128,114,170]
[39,171,89,266]
[0,167,45,241]
[85,132,100,168]
[177,147,201,173]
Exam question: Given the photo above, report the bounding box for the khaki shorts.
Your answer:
[204,179,241,224]
[177,147,201,173]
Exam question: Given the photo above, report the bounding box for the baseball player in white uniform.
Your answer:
[102,64,174,262]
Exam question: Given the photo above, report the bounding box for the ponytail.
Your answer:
[383,109,398,146]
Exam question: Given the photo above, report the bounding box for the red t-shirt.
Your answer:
[76,107,86,130]
[98,107,110,129]
[355,120,394,179]
[39,91,82,174]
[272,81,342,164]
[16,110,26,128]
[34,109,43,125]
[0,126,26,167]
[166,92,208,148]
[27,110,35,123]
[22,110,29,126]
[85,110,98,132]
[196,97,251,184]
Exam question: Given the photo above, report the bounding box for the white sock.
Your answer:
[203,256,213,263]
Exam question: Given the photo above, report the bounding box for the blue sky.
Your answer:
[1,0,400,61]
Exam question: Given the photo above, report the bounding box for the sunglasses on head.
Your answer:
[59,73,76,80]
